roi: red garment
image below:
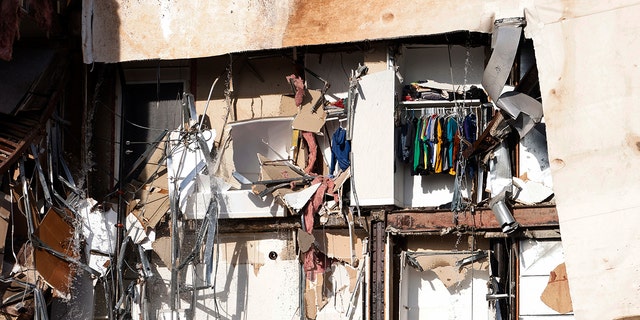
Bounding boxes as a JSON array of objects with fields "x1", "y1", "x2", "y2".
[
  {"x1": 301, "y1": 176, "x2": 338, "y2": 233},
  {"x1": 300, "y1": 176, "x2": 338, "y2": 279},
  {"x1": 302, "y1": 248, "x2": 330, "y2": 281},
  {"x1": 0, "y1": 0, "x2": 20, "y2": 61},
  {"x1": 302, "y1": 131, "x2": 319, "y2": 175},
  {"x1": 285, "y1": 74, "x2": 305, "y2": 106},
  {"x1": 31, "y1": 0, "x2": 53, "y2": 31}
]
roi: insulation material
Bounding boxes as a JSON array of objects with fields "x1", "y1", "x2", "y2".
[
  {"x1": 125, "y1": 212, "x2": 147, "y2": 244},
  {"x1": 283, "y1": 183, "x2": 321, "y2": 211},
  {"x1": 78, "y1": 198, "x2": 117, "y2": 254},
  {"x1": 34, "y1": 208, "x2": 78, "y2": 296},
  {"x1": 306, "y1": 262, "x2": 363, "y2": 320},
  {"x1": 512, "y1": 176, "x2": 553, "y2": 205},
  {"x1": 286, "y1": 74, "x2": 305, "y2": 106},
  {"x1": 525, "y1": 2, "x2": 640, "y2": 319},
  {"x1": 301, "y1": 131, "x2": 320, "y2": 174},
  {"x1": 167, "y1": 129, "x2": 215, "y2": 220}
]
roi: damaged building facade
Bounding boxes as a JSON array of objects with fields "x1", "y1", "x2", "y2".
[{"x1": 1, "y1": 1, "x2": 640, "y2": 319}]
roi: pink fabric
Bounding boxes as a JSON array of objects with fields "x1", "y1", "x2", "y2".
[
  {"x1": 302, "y1": 131, "x2": 318, "y2": 175},
  {"x1": 303, "y1": 248, "x2": 330, "y2": 281},
  {"x1": 302, "y1": 176, "x2": 339, "y2": 233},
  {"x1": 301, "y1": 176, "x2": 339, "y2": 279},
  {"x1": 0, "y1": 0, "x2": 20, "y2": 61},
  {"x1": 286, "y1": 74, "x2": 305, "y2": 106},
  {"x1": 31, "y1": 0, "x2": 53, "y2": 32}
]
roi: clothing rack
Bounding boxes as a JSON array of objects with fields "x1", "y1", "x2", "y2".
[{"x1": 403, "y1": 104, "x2": 486, "y2": 111}]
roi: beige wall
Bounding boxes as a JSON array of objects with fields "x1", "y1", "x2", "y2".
[{"x1": 83, "y1": 0, "x2": 510, "y2": 63}]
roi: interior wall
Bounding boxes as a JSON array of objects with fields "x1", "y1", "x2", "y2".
[
  {"x1": 398, "y1": 45, "x2": 485, "y2": 86},
  {"x1": 399, "y1": 234, "x2": 492, "y2": 320},
  {"x1": 519, "y1": 239, "x2": 574, "y2": 319},
  {"x1": 304, "y1": 51, "x2": 364, "y2": 99},
  {"x1": 148, "y1": 231, "x2": 300, "y2": 319}
]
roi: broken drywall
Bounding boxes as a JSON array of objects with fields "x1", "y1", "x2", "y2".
[
  {"x1": 540, "y1": 262, "x2": 573, "y2": 314},
  {"x1": 405, "y1": 250, "x2": 489, "y2": 289}
]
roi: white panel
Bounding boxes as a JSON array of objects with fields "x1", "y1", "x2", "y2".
[
  {"x1": 527, "y1": 3, "x2": 640, "y2": 319},
  {"x1": 230, "y1": 118, "x2": 293, "y2": 181},
  {"x1": 211, "y1": 233, "x2": 299, "y2": 319},
  {"x1": 401, "y1": 264, "x2": 491, "y2": 320},
  {"x1": 218, "y1": 190, "x2": 286, "y2": 218},
  {"x1": 519, "y1": 240, "x2": 574, "y2": 318},
  {"x1": 519, "y1": 123, "x2": 553, "y2": 188},
  {"x1": 217, "y1": 118, "x2": 292, "y2": 218},
  {"x1": 149, "y1": 232, "x2": 300, "y2": 319},
  {"x1": 351, "y1": 69, "x2": 396, "y2": 205},
  {"x1": 519, "y1": 239, "x2": 564, "y2": 276},
  {"x1": 520, "y1": 276, "x2": 568, "y2": 316},
  {"x1": 211, "y1": 259, "x2": 300, "y2": 319},
  {"x1": 402, "y1": 172, "x2": 459, "y2": 208}
]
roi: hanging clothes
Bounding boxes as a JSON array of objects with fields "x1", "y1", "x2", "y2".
[
  {"x1": 434, "y1": 115, "x2": 445, "y2": 173},
  {"x1": 446, "y1": 117, "x2": 458, "y2": 175},
  {"x1": 329, "y1": 127, "x2": 351, "y2": 176},
  {"x1": 400, "y1": 108, "x2": 480, "y2": 178},
  {"x1": 412, "y1": 117, "x2": 424, "y2": 175},
  {"x1": 462, "y1": 113, "x2": 477, "y2": 178}
]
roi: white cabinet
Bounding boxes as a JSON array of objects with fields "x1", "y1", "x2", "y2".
[{"x1": 350, "y1": 69, "x2": 401, "y2": 206}]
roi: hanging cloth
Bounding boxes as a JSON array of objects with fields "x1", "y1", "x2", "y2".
[
  {"x1": 446, "y1": 117, "x2": 458, "y2": 175},
  {"x1": 329, "y1": 127, "x2": 351, "y2": 176},
  {"x1": 434, "y1": 115, "x2": 444, "y2": 173},
  {"x1": 412, "y1": 117, "x2": 423, "y2": 175}
]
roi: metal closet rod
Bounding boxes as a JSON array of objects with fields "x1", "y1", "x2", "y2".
[{"x1": 403, "y1": 104, "x2": 487, "y2": 111}]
